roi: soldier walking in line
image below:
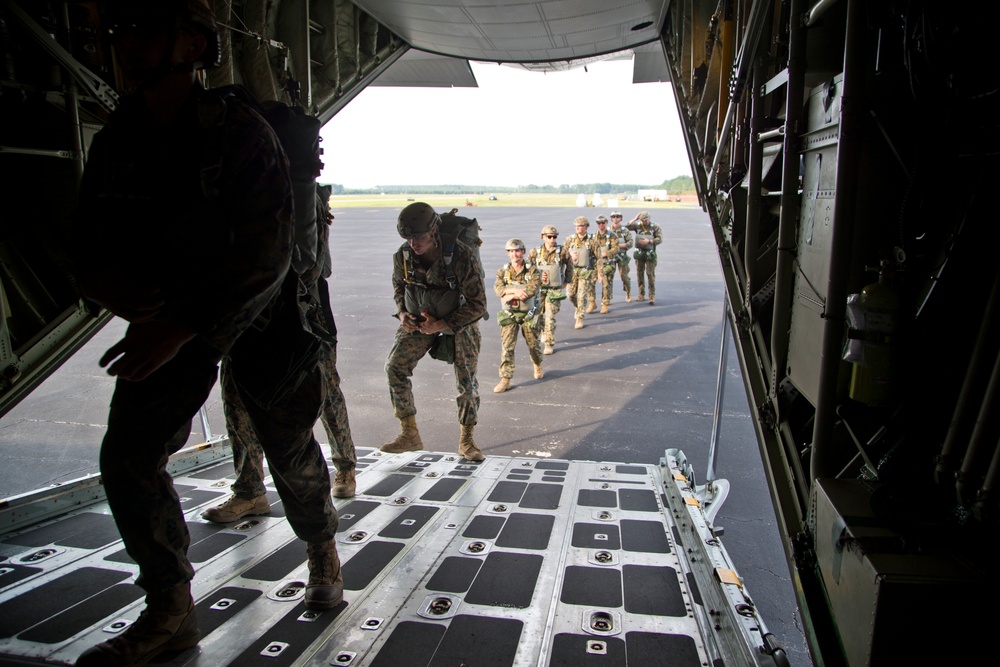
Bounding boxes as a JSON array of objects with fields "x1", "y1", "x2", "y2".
[
  {"x1": 627, "y1": 210, "x2": 664, "y2": 304},
  {"x1": 609, "y1": 211, "x2": 633, "y2": 302},
  {"x1": 563, "y1": 216, "x2": 601, "y2": 330},
  {"x1": 380, "y1": 203, "x2": 487, "y2": 461},
  {"x1": 593, "y1": 215, "x2": 619, "y2": 313},
  {"x1": 528, "y1": 225, "x2": 571, "y2": 355},
  {"x1": 494, "y1": 238, "x2": 544, "y2": 392}
]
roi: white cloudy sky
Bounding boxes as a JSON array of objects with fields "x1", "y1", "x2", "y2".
[{"x1": 319, "y1": 58, "x2": 691, "y2": 189}]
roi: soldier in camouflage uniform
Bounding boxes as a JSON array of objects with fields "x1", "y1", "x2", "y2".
[
  {"x1": 627, "y1": 210, "x2": 665, "y2": 304},
  {"x1": 563, "y1": 216, "x2": 602, "y2": 330},
  {"x1": 71, "y1": 2, "x2": 341, "y2": 663},
  {"x1": 380, "y1": 203, "x2": 487, "y2": 461},
  {"x1": 493, "y1": 238, "x2": 544, "y2": 393},
  {"x1": 527, "y1": 225, "x2": 571, "y2": 355},
  {"x1": 593, "y1": 215, "x2": 620, "y2": 313},
  {"x1": 203, "y1": 194, "x2": 358, "y2": 526},
  {"x1": 609, "y1": 211, "x2": 633, "y2": 302}
]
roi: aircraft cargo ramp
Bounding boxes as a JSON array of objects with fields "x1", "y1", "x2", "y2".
[{"x1": 0, "y1": 446, "x2": 783, "y2": 666}]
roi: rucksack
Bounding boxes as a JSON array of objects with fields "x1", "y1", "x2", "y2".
[
  {"x1": 438, "y1": 208, "x2": 484, "y2": 282},
  {"x1": 199, "y1": 85, "x2": 323, "y2": 275}
]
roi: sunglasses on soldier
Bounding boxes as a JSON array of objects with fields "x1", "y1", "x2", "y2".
[{"x1": 544, "y1": 234, "x2": 557, "y2": 238}]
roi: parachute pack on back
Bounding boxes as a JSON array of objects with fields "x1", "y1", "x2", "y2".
[
  {"x1": 199, "y1": 85, "x2": 323, "y2": 273},
  {"x1": 438, "y1": 208, "x2": 484, "y2": 282}
]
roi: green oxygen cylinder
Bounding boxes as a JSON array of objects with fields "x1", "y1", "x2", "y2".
[{"x1": 848, "y1": 261, "x2": 900, "y2": 406}]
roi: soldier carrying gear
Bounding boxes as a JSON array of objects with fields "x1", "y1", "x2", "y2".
[
  {"x1": 530, "y1": 225, "x2": 570, "y2": 354},
  {"x1": 593, "y1": 215, "x2": 619, "y2": 313},
  {"x1": 494, "y1": 237, "x2": 544, "y2": 393},
  {"x1": 562, "y1": 216, "x2": 601, "y2": 328},
  {"x1": 383, "y1": 202, "x2": 487, "y2": 462},
  {"x1": 627, "y1": 210, "x2": 664, "y2": 304},
  {"x1": 609, "y1": 210, "x2": 634, "y2": 302}
]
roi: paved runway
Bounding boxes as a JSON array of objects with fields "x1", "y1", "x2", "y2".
[{"x1": 0, "y1": 205, "x2": 810, "y2": 665}]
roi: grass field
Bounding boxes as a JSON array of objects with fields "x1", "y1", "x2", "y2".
[{"x1": 327, "y1": 192, "x2": 699, "y2": 209}]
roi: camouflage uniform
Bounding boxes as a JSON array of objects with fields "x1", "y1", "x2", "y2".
[
  {"x1": 527, "y1": 243, "x2": 571, "y2": 349},
  {"x1": 73, "y1": 84, "x2": 337, "y2": 594},
  {"x1": 494, "y1": 262, "x2": 543, "y2": 379},
  {"x1": 387, "y1": 240, "x2": 486, "y2": 425},
  {"x1": 627, "y1": 218, "x2": 664, "y2": 301},
  {"x1": 594, "y1": 227, "x2": 620, "y2": 308},
  {"x1": 563, "y1": 233, "x2": 601, "y2": 321},
  {"x1": 610, "y1": 222, "x2": 634, "y2": 300}
]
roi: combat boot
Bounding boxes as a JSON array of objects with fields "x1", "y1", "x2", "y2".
[
  {"x1": 493, "y1": 377, "x2": 512, "y2": 393},
  {"x1": 533, "y1": 363, "x2": 544, "y2": 380},
  {"x1": 305, "y1": 540, "x2": 344, "y2": 610},
  {"x1": 201, "y1": 494, "x2": 270, "y2": 523},
  {"x1": 586, "y1": 301, "x2": 596, "y2": 313},
  {"x1": 649, "y1": 298, "x2": 655, "y2": 305},
  {"x1": 574, "y1": 317, "x2": 584, "y2": 329},
  {"x1": 543, "y1": 344, "x2": 554, "y2": 355},
  {"x1": 76, "y1": 582, "x2": 199, "y2": 666},
  {"x1": 600, "y1": 304, "x2": 609, "y2": 314},
  {"x1": 332, "y1": 467, "x2": 356, "y2": 498},
  {"x1": 626, "y1": 294, "x2": 632, "y2": 303},
  {"x1": 459, "y1": 424, "x2": 485, "y2": 461},
  {"x1": 379, "y1": 416, "x2": 423, "y2": 453}
]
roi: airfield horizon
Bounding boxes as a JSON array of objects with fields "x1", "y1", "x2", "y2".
[{"x1": 328, "y1": 192, "x2": 701, "y2": 209}]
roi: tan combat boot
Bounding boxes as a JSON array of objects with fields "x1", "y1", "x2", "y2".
[
  {"x1": 574, "y1": 317, "x2": 584, "y2": 329},
  {"x1": 586, "y1": 301, "x2": 596, "y2": 313},
  {"x1": 533, "y1": 363, "x2": 544, "y2": 380},
  {"x1": 201, "y1": 494, "x2": 270, "y2": 523},
  {"x1": 543, "y1": 343, "x2": 554, "y2": 355},
  {"x1": 305, "y1": 540, "x2": 344, "y2": 610},
  {"x1": 458, "y1": 424, "x2": 485, "y2": 461},
  {"x1": 332, "y1": 466, "x2": 356, "y2": 498},
  {"x1": 493, "y1": 377, "x2": 512, "y2": 393},
  {"x1": 75, "y1": 582, "x2": 200, "y2": 666},
  {"x1": 626, "y1": 294, "x2": 632, "y2": 303},
  {"x1": 379, "y1": 415, "x2": 423, "y2": 453},
  {"x1": 600, "y1": 304, "x2": 609, "y2": 313}
]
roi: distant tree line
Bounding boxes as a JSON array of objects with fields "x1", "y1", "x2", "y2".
[{"x1": 323, "y1": 175, "x2": 695, "y2": 196}]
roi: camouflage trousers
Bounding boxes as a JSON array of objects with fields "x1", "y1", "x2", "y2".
[
  {"x1": 615, "y1": 257, "x2": 632, "y2": 299},
  {"x1": 225, "y1": 339, "x2": 357, "y2": 501},
  {"x1": 636, "y1": 258, "x2": 657, "y2": 299},
  {"x1": 539, "y1": 291, "x2": 561, "y2": 347},
  {"x1": 499, "y1": 318, "x2": 543, "y2": 378},
  {"x1": 99, "y1": 337, "x2": 336, "y2": 595},
  {"x1": 599, "y1": 264, "x2": 616, "y2": 306},
  {"x1": 221, "y1": 357, "x2": 337, "y2": 542},
  {"x1": 386, "y1": 323, "x2": 481, "y2": 425},
  {"x1": 567, "y1": 268, "x2": 595, "y2": 320}
]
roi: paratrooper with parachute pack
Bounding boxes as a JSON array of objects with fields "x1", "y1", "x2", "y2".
[
  {"x1": 493, "y1": 238, "x2": 544, "y2": 393},
  {"x1": 380, "y1": 203, "x2": 487, "y2": 461},
  {"x1": 528, "y1": 225, "x2": 571, "y2": 354}
]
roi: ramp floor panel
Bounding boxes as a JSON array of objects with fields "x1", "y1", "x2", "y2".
[{"x1": 0, "y1": 451, "x2": 714, "y2": 666}]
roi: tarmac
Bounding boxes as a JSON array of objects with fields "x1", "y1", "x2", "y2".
[{"x1": 0, "y1": 205, "x2": 811, "y2": 665}]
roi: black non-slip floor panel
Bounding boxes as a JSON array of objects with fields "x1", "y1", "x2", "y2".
[
  {"x1": 377, "y1": 505, "x2": 439, "y2": 539},
  {"x1": 0, "y1": 567, "x2": 132, "y2": 638},
  {"x1": 577, "y1": 489, "x2": 618, "y2": 508},
  {"x1": 196, "y1": 586, "x2": 263, "y2": 637},
  {"x1": 363, "y1": 474, "x2": 415, "y2": 497},
  {"x1": 464, "y1": 552, "x2": 542, "y2": 609},
  {"x1": 461, "y1": 515, "x2": 505, "y2": 540},
  {"x1": 18, "y1": 583, "x2": 144, "y2": 644},
  {"x1": 487, "y1": 481, "x2": 526, "y2": 504},
  {"x1": 519, "y1": 483, "x2": 562, "y2": 510},
  {"x1": 4, "y1": 512, "x2": 120, "y2": 550},
  {"x1": 336, "y1": 500, "x2": 380, "y2": 533},
  {"x1": 228, "y1": 599, "x2": 348, "y2": 666},
  {"x1": 427, "y1": 615, "x2": 522, "y2": 667},
  {"x1": 560, "y1": 565, "x2": 623, "y2": 608},
  {"x1": 625, "y1": 631, "x2": 701, "y2": 667},
  {"x1": 494, "y1": 513, "x2": 555, "y2": 550},
  {"x1": 242, "y1": 541, "x2": 306, "y2": 582},
  {"x1": 623, "y1": 565, "x2": 686, "y2": 617},
  {"x1": 425, "y1": 556, "x2": 483, "y2": 594},
  {"x1": 620, "y1": 519, "x2": 671, "y2": 553},
  {"x1": 618, "y1": 488, "x2": 659, "y2": 512},
  {"x1": 419, "y1": 478, "x2": 466, "y2": 502},
  {"x1": 341, "y1": 541, "x2": 405, "y2": 591},
  {"x1": 572, "y1": 522, "x2": 622, "y2": 550},
  {"x1": 370, "y1": 621, "x2": 446, "y2": 667}
]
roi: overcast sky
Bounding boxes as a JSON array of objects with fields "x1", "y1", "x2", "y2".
[{"x1": 319, "y1": 58, "x2": 691, "y2": 189}]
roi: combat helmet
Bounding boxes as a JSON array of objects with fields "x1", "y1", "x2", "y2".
[
  {"x1": 610, "y1": 211, "x2": 623, "y2": 219},
  {"x1": 107, "y1": 0, "x2": 221, "y2": 69},
  {"x1": 397, "y1": 202, "x2": 441, "y2": 239},
  {"x1": 595, "y1": 215, "x2": 608, "y2": 223},
  {"x1": 505, "y1": 238, "x2": 526, "y2": 251},
  {"x1": 573, "y1": 216, "x2": 589, "y2": 227},
  {"x1": 540, "y1": 225, "x2": 559, "y2": 238}
]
